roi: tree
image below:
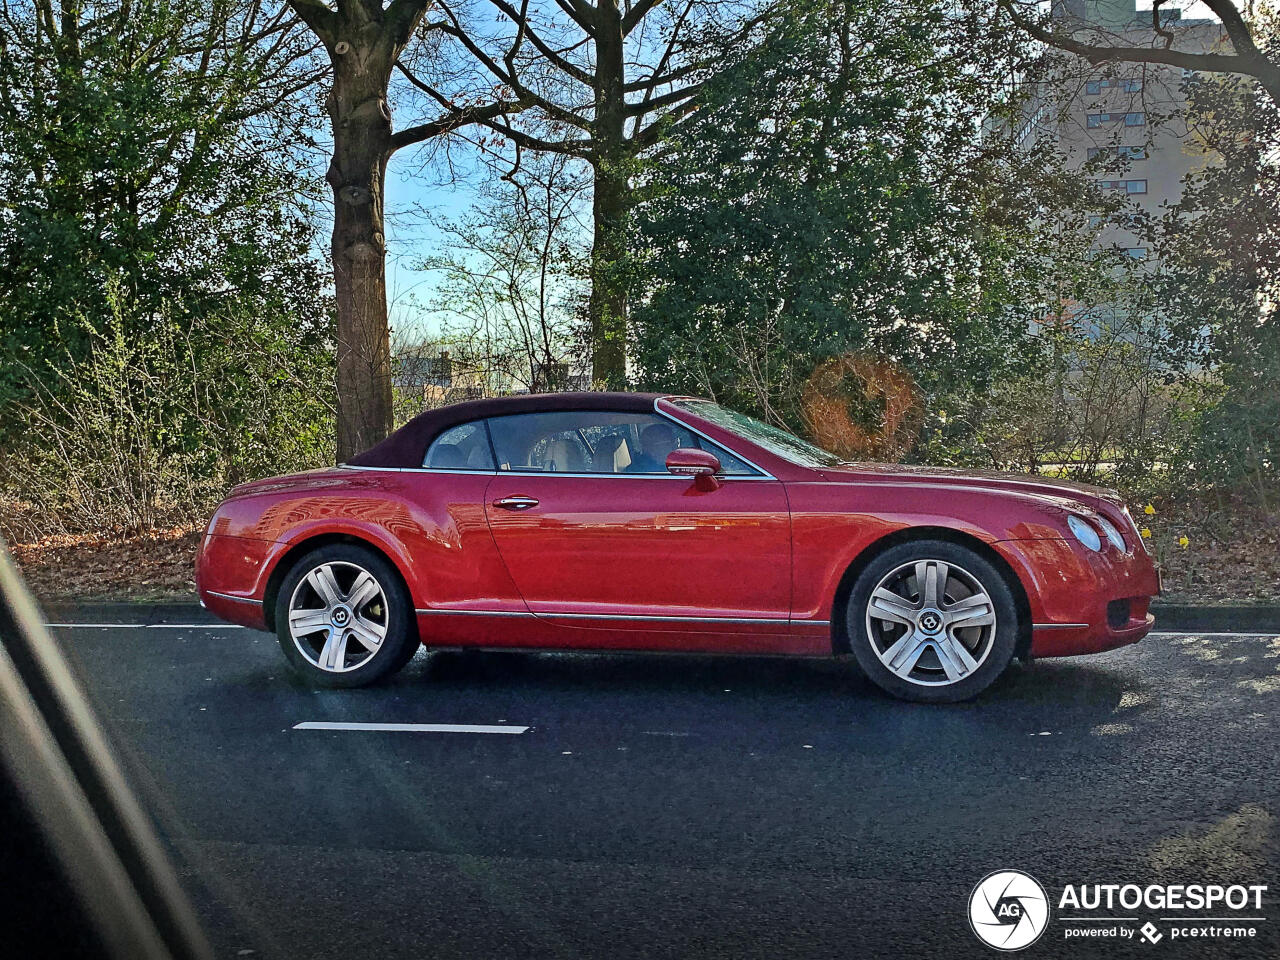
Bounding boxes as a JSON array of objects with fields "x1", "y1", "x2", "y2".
[
  {"x1": 629, "y1": 0, "x2": 1094, "y2": 449},
  {"x1": 0, "y1": 0, "x2": 325, "y2": 417},
  {"x1": 420, "y1": 150, "x2": 590, "y2": 394},
  {"x1": 400, "y1": 0, "x2": 766, "y2": 384},
  {"x1": 1141, "y1": 68, "x2": 1280, "y2": 501},
  {"x1": 286, "y1": 0, "x2": 522, "y2": 458},
  {"x1": 998, "y1": 0, "x2": 1280, "y2": 106},
  {"x1": 0, "y1": 0, "x2": 338, "y2": 527}
]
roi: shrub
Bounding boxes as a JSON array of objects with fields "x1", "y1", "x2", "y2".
[{"x1": 1, "y1": 282, "x2": 334, "y2": 535}]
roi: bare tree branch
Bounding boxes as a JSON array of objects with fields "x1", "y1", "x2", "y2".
[
  {"x1": 998, "y1": 0, "x2": 1280, "y2": 104},
  {"x1": 391, "y1": 98, "x2": 530, "y2": 150},
  {"x1": 488, "y1": 0, "x2": 595, "y2": 86},
  {"x1": 621, "y1": 0, "x2": 663, "y2": 34},
  {"x1": 288, "y1": 0, "x2": 340, "y2": 47}
]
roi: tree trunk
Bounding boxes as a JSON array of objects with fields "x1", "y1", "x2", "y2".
[
  {"x1": 327, "y1": 46, "x2": 395, "y2": 461},
  {"x1": 589, "y1": 0, "x2": 629, "y2": 388},
  {"x1": 590, "y1": 161, "x2": 629, "y2": 387}
]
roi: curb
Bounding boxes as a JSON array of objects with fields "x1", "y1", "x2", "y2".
[
  {"x1": 1150, "y1": 603, "x2": 1280, "y2": 633},
  {"x1": 40, "y1": 599, "x2": 213, "y2": 625}
]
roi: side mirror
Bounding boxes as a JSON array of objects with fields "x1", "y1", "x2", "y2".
[{"x1": 665, "y1": 448, "x2": 722, "y2": 491}]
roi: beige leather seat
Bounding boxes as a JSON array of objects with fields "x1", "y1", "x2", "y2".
[
  {"x1": 592, "y1": 434, "x2": 632, "y2": 473},
  {"x1": 544, "y1": 437, "x2": 587, "y2": 472}
]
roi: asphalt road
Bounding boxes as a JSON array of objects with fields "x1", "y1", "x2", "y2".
[{"x1": 46, "y1": 606, "x2": 1280, "y2": 960}]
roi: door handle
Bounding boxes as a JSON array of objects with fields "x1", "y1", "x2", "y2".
[{"x1": 493, "y1": 495, "x2": 539, "y2": 511}]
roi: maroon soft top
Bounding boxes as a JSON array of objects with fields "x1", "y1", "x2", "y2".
[{"x1": 346, "y1": 392, "x2": 669, "y2": 468}]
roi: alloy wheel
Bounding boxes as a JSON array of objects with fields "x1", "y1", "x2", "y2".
[
  {"x1": 287, "y1": 561, "x2": 389, "y2": 673},
  {"x1": 863, "y1": 558, "x2": 998, "y2": 686}
]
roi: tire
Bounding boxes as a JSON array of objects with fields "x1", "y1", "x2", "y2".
[
  {"x1": 274, "y1": 543, "x2": 418, "y2": 688},
  {"x1": 845, "y1": 539, "x2": 1019, "y2": 703}
]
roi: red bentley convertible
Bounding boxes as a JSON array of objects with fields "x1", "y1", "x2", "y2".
[{"x1": 195, "y1": 393, "x2": 1159, "y2": 702}]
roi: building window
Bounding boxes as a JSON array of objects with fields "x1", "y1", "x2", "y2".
[
  {"x1": 1087, "y1": 145, "x2": 1147, "y2": 161},
  {"x1": 1085, "y1": 78, "x2": 1143, "y2": 95},
  {"x1": 1096, "y1": 179, "x2": 1147, "y2": 194},
  {"x1": 1087, "y1": 112, "x2": 1146, "y2": 128}
]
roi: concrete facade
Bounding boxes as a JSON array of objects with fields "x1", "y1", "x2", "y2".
[{"x1": 1025, "y1": 2, "x2": 1229, "y2": 261}]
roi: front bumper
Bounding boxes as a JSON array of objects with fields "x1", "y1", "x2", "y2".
[
  {"x1": 995, "y1": 537, "x2": 1160, "y2": 658},
  {"x1": 1030, "y1": 605, "x2": 1154, "y2": 658}
]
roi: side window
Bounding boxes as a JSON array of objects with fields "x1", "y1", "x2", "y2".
[
  {"x1": 688, "y1": 434, "x2": 756, "y2": 476},
  {"x1": 423, "y1": 422, "x2": 495, "y2": 470},
  {"x1": 485, "y1": 410, "x2": 758, "y2": 476}
]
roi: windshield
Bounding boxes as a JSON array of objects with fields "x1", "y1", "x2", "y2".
[{"x1": 667, "y1": 399, "x2": 844, "y2": 468}]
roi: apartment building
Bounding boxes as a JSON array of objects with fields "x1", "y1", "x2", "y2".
[{"x1": 1024, "y1": 1, "x2": 1228, "y2": 262}]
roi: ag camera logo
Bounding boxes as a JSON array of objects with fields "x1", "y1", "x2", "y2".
[{"x1": 969, "y1": 870, "x2": 1050, "y2": 951}]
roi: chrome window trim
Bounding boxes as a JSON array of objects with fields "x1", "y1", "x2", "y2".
[
  {"x1": 340, "y1": 464, "x2": 771, "y2": 481},
  {"x1": 340, "y1": 464, "x2": 496, "y2": 475}
]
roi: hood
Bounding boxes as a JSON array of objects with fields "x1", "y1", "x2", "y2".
[{"x1": 818, "y1": 461, "x2": 1126, "y2": 512}]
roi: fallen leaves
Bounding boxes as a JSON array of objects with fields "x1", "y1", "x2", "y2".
[{"x1": 9, "y1": 525, "x2": 202, "y2": 602}]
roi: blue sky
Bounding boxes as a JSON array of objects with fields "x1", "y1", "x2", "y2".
[{"x1": 382, "y1": 149, "x2": 480, "y2": 342}]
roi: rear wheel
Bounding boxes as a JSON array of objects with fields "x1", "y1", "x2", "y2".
[
  {"x1": 274, "y1": 544, "x2": 417, "y2": 688},
  {"x1": 846, "y1": 540, "x2": 1019, "y2": 703}
]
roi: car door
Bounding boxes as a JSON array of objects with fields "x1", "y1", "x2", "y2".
[{"x1": 481, "y1": 409, "x2": 792, "y2": 644}]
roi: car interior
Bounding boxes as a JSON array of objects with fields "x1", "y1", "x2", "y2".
[
  {"x1": 0, "y1": 541, "x2": 214, "y2": 960},
  {"x1": 422, "y1": 411, "x2": 759, "y2": 476}
]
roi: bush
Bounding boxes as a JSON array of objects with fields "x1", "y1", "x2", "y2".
[{"x1": 1, "y1": 282, "x2": 334, "y2": 535}]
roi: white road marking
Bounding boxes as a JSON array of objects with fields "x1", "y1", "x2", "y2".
[
  {"x1": 146, "y1": 623, "x2": 245, "y2": 629},
  {"x1": 1150, "y1": 630, "x2": 1277, "y2": 638},
  {"x1": 292, "y1": 721, "x2": 529, "y2": 735},
  {"x1": 44, "y1": 622, "x2": 245, "y2": 630}
]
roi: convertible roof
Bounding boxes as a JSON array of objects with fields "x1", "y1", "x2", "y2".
[{"x1": 347, "y1": 392, "x2": 670, "y2": 468}]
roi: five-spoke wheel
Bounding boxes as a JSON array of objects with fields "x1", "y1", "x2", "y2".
[
  {"x1": 848, "y1": 541, "x2": 1019, "y2": 702},
  {"x1": 288, "y1": 561, "x2": 389, "y2": 673},
  {"x1": 274, "y1": 544, "x2": 417, "y2": 687}
]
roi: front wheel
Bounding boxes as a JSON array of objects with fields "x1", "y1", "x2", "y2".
[
  {"x1": 846, "y1": 540, "x2": 1020, "y2": 703},
  {"x1": 275, "y1": 544, "x2": 418, "y2": 688}
]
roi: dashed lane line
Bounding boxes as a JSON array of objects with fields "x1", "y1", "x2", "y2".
[
  {"x1": 292, "y1": 721, "x2": 529, "y2": 735},
  {"x1": 44, "y1": 622, "x2": 245, "y2": 629}
]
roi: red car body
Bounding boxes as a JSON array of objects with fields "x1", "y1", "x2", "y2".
[{"x1": 196, "y1": 393, "x2": 1158, "y2": 663}]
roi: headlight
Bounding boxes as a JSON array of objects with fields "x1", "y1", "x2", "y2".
[
  {"x1": 1097, "y1": 516, "x2": 1126, "y2": 552},
  {"x1": 1067, "y1": 514, "x2": 1102, "y2": 551}
]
